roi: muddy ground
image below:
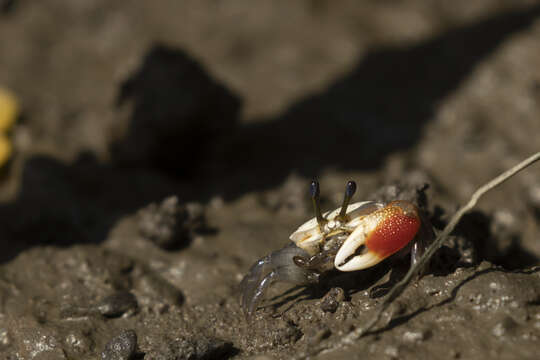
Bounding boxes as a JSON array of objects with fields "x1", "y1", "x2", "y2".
[{"x1": 1, "y1": 1, "x2": 540, "y2": 359}]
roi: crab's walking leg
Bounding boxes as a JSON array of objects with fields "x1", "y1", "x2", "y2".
[
  {"x1": 410, "y1": 212, "x2": 434, "y2": 269},
  {"x1": 240, "y1": 244, "x2": 319, "y2": 320},
  {"x1": 240, "y1": 265, "x2": 277, "y2": 320}
]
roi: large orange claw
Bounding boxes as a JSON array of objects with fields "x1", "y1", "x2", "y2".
[{"x1": 334, "y1": 201, "x2": 421, "y2": 271}]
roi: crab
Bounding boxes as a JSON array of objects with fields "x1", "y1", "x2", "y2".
[{"x1": 240, "y1": 180, "x2": 433, "y2": 320}]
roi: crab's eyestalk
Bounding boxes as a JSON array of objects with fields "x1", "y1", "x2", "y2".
[
  {"x1": 310, "y1": 180, "x2": 326, "y2": 226},
  {"x1": 336, "y1": 181, "x2": 357, "y2": 222}
]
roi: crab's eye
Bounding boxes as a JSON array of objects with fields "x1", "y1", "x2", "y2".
[
  {"x1": 310, "y1": 180, "x2": 320, "y2": 198},
  {"x1": 345, "y1": 181, "x2": 356, "y2": 197}
]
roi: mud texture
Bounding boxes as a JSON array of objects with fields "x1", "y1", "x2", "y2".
[{"x1": 1, "y1": 1, "x2": 540, "y2": 359}]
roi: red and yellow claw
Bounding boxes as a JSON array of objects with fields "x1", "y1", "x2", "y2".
[{"x1": 334, "y1": 201, "x2": 421, "y2": 272}]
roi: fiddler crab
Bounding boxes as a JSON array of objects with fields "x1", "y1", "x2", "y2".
[{"x1": 240, "y1": 180, "x2": 433, "y2": 320}]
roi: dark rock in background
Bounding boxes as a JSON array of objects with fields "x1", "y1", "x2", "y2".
[
  {"x1": 137, "y1": 196, "x2": 206, "y2": 250},
  {"x1": 319, "y1": 287, "x2": 345, "y2": 313}
]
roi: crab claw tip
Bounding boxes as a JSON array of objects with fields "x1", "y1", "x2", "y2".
[{"x1": 335, "y1": 250, "x2": 382, "y2": 272}]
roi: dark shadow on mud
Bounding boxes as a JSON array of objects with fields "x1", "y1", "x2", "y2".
[
  {"x1": 1, "y1": 5, "x2": 540, "y2": 264},
  {"x1": 454, "y1": 211, "x2": 539, "y2": 269},
  {"x1": 203, "y1": 4, "x2": 540, "y2": 200},
  {"x1": 265, "y1": 262, "x2": 398, "y2": 316},
  {"x1": 0, "y1": 0, "x2": 17, "y2": 14},
  {"x1": 112, "y1": 45, "x2": 241, "y2": 176},
  {"x1": 0, "y1": 154, "x2": 184, "y2": 263},
  {"x1": 266, "y1": 249, "x2": 434, "y2": 316}
]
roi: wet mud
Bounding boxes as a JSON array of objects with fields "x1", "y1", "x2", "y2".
[{"x1": 0, "y1": 1, "x2": 540, "y2": 359}]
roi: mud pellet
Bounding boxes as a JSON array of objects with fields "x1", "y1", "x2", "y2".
[
  {"x1": 65, "y1": 332, "x2": 92, "y2": 354},
  {"x1": 384, "y1": 345, "x2": 399, "y2": 359},
  {"x1": 492, "y1": 316, "x2": 518, "y2": 337},
  {"x1": 320, "y1": 287, "x2": 345, "y2": 313},
  {"x1": 101, "y1": 330, "x2": 137, "y2": 360},
  {"x1": 96, "y1": 291, "x2": 138, "y2": 318},
  {"x1": 307, "y1": 326, "x2": 331, "y2": 346},
  {"x1": 402, "y1": 329, "x2": 430, "y2": 342},
  {"x1": 0, "y1": 328, "x2": 10, "y2": 348}
]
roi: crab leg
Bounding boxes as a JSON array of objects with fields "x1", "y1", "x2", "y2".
[
  {"x1": 409, "y1": 211, "x2": 435, "y2": 268},
  {"x1": 240, "y1": 243, "x2": 320, "y2": 320}
]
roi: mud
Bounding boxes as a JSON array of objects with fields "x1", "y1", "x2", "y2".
[{"x1": 0, "y1": 1, "x2": 540, "y2": 359}]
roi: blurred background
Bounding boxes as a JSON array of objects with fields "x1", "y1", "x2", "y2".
[{"x1": 0, "y1": 1, "x2": 539, "y2": 359}]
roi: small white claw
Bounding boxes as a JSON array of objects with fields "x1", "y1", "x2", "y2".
[
  {"x1": 288, "y1": 225, "x2": 324, "y2": 255},
  {"x1": 334, "y1": 219, "x2": 381, "y2": 272},
  {"x1": 335, "y1": 250, "x2": 381, "y2": 271}
]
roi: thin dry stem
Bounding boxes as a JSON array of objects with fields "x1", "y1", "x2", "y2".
[{"x1": 339, "y1": 151, "x2": 540, "y2": 345}]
